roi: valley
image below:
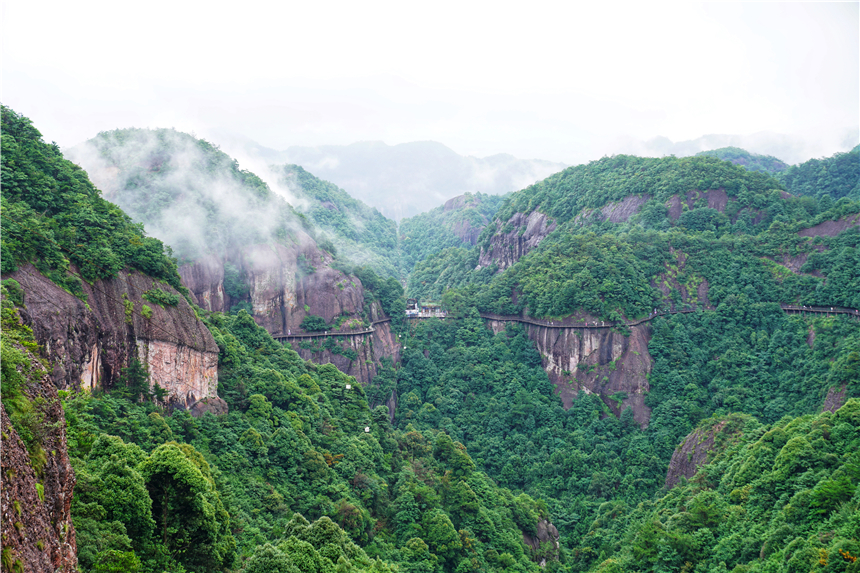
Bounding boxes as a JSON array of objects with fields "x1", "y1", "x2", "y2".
[{"x1": 2, "y1": 105, "x2": 859, "y2": 573}]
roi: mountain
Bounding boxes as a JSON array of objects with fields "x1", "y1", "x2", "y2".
[
  {"x1": 615, "y1": 130, "x2": 859, "y2": 165},
  {"x1": 695, "y1": 146, "x2": 789, "y2": 174},
  {"x1": 274, "y1": 164, "x2": 401, "y2": 279},
  {"x1": 776, "y1": 145, "x2": 860, "y2": 202},
  {"x1": 3, "y1": 107, "x2": 557, "y2": 573},
  {"x1": 5, "y1": 105, "x2": 860, "y2": 573},
  {"x1": 394, "y1": 150, "x2": 860, "y2": 566},
  {"x1": 266, "y1": 140, "x2": 564, "y2": 220},
  {"x1": 66, "y1": 128, "x2": 401, "y2": 384},
  {"x1": 400, "y1": 192, "x2": 506, "y2": 274}
]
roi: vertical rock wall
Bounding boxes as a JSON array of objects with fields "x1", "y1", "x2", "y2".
[
  {"x1": 179, "y1": 239, "x2": 401, "y2": 385},
  {"x1": 487, "y1": 320, "x2": 653, "y2": 427},
  {"x1": 1, "y1": 345, "x2": 77, "y2": 572},
  {"x1": 5, "y1": 265, "x2": 223, "y2": 412}
]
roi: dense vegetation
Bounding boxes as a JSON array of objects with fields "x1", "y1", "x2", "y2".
[
  {"x1": 406, "y1": 247, "x2": 497, "y2": 302},
  {"x1": 277, "y1": 165, "x2": 401, "y2": 279},
  {"x1": 394, "y1": 304, "x2": 860, "y2": 568},
  {"x1": 400, "y1": 193, "x2": 506, "y2": 275},
  {"x1": 473, "y1": 219, "x2": 860, "y2": 321},
  {"x1": 4, "y1": 107, "x2": 860, "y2": 573},
  {"x1": 695, "y1": 147, "x2": 789, "y2": 174},
  {"x1": 68, "y1": 128, "x2": 315, "y2": 263},
  {"x1": 0, "y1": 107, "x2": 182, "y2": 293},
  {"x1": 63, "y1": 309, "x2": 552, "y2": 573},
  {"x1": 574, "y1": 401, "x2": 860, "y2": 573},
  {"x1": 486, "y1": 155, "x2": 790, "y2": 234},
  {"x1": 776, "y1": 145, "x2": 860, "y2": 202}
]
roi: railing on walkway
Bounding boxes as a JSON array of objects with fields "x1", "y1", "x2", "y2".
[
  {"x1": 273, "y1": 303, "x2": 859, "y2": 342},
  {"x1": 480, "y1": 304, "x2": 860, "y2": 330},
  {"x1": 273, "y1": 318, "x2": 391, "y2": 342}
]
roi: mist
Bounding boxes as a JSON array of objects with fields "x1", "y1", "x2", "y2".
[
  {"x1": 4, "y1": 2, "x2": 856, "y2": 169},
  {"x1": 65, "y1": 129, "x2": 310, "y2": 263}
]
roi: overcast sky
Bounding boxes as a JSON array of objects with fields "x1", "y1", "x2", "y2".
[{"x1": 2, "y1": 1, "x2": 858, "y2": 163}]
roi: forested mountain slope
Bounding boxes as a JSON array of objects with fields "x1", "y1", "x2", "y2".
[
  {"x1": 695, "y1": 146, "x2": 789, "y2": 174},
  {"x1": 776, "y1": 145, "x2": 860, "y2": 202},
  {"x1": 394, "y1": 151, "x2": 860, "y2": 571},
  {"x1": 5, "y1": 103, "x2": 859, "y2": 573},
  {"x1": 62, "y1": 309, "x2": 556, "y2": 573},
  {"x1": 66, "y1": 128, "x2": 402, "y2": 384},
  {"x1": 1, "y1": 106, "x2": 222, "y2": 410},
  {"x1": 575, "y1": 401, "x2": 860, "y2": 573},
  {"x1": 400, "y1": 192, "x2": 505, "y2": 277},
  {"x1": 275, "y1": 164, "x2": 400, "y2": 279}
]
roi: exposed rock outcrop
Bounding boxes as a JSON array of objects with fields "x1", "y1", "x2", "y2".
[
  {"x1": 1, "y1": 323, "x2": 77, "y2": 572},
  {"x1": 664, "y1": 415, "x2": 750, "y2": 488},
  {"x1": 798, "y1": 213, "x2": 860, "y2": 238},
  {"x1": 667, "y1": 189, "x2": 730, "y2": 220},
  {"x1": 823, "y1": 385, "x2": 847, "y2": 413},
  {"x1": 478, "y1": 211, "x2": 557, "y2": 269},
  {"x1": 571, "y1": 194, "x2": 651, "y2": 226},
  {"x1": 5, "y1": 265, "x2": 221, "y2": 411},
  {"x1": 179, "y1": 238, "x2": 400, "y2": 385},
  {"x1": 486, "y1": 320, "x2": 653, "y2": 427},
  {"x1": 443, "y1": 194, "x2": 492, "y2": 245},
  {"x1": 287, "y1": 303, "x2": 401, "y2": 384},
  {"x1": 523, "y1": 519, "x2": 560, "y2": 566}
]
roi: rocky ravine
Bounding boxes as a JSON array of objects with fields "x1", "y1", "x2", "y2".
[
  {"x1": 486, "y1": 320, "x2": 653, "y2": 428},
  {"x1": 179, "y1": 237, "x2": 400, "y2": 385},
  {"x1": 5, "y1": 265, "x2": 225, "y2": 416}
]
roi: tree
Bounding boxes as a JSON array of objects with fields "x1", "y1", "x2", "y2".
[
  {"x1": 242, "y1": 543, "x2": 299, "y2": 573},
  {"x1": 140, "y1": 442, "x2": 235, "y2": 572}
]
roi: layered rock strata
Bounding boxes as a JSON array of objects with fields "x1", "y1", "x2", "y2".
[{"x1": 179, "y1": 239, "x2": 400, "y2": 384}]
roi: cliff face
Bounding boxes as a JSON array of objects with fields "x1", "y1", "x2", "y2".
[
  {"x1": 443, "y1": 194, "x2": 491, "y2": 245},
  {"x1": 288, "y1": 304, "x2": 400, "y2": 383},
  {"x1": 478, "y1": 211, "x2": 557, "y2": 270},
  {"x1": 1, "y1": 326, "x2": 77, "y2": 572},
  {"x1": 486, "y1": 320, "x2": 653, "y2": 427},
  {"x1": 522, "y1": 519, "x2": 560, "y2": 567},
  {"x1": 571, "y1": 194, "x2": 651, "y2": 226},
  {"x1": 798, "y1": 213, "x2": 860, "y2": 238},
  {"x1": 5, "y1": 265, "x2": 223, "y2": 413},
  {"x1": 180, "y1": 237, "x2": 399, "y2": 384},
  {"x1": 664, "y1": 415, "x2": 750, "y2": 488}
]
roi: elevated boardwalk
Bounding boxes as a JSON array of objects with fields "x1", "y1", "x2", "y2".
[
  {"x1": 480, "y1": 304, "x2": 860, "y2": 330},
  {"x1": 273, "y1": 318, "x2": 391, "y2": 342},
  {"x1": 274, "y1": 304, "x2": 859, "y2": 342}
]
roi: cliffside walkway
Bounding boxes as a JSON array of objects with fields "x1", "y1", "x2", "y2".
[
  {"x1": 272, "y1": 304, "x2": 858, "y2": 342},
  {"x1": 480, "y1": 304, "x2": 860, "y2": 330},
  {"x1": 273, "y1": 318, "x2": 391, "y2": 342}
]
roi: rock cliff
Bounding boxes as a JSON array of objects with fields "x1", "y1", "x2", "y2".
[
  {"x1": 442, "y1": 194, "x2": 492, "y2": 245},
  {"x1": 486, "y1": 319, "x2": 653, "y2": 427},
  {"x1": 5, "y1": 265, "x2": 223, "y2": 413},
  {"x1": 478, "y1": 211, "x2": 557, "y2": 270},
  {"x1": 1, "y1": 306, "x2": 77, "y2": 572},
  {"x1": 287, "y1": 304, "x2": 400, "y2": 383},
  {"x1": 664, "y1": 414, "x2": 750, "y2": 488},
  {"x1": 179, "y1": 236, "x2": 399, "y2": 384},
  {"x1": 522, "y1": 519, "x2": 560, "y2": 566}
]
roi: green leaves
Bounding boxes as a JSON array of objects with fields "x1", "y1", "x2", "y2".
[{"x1": 0, "y1": 106, "x2": 181, "y2": 289}]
